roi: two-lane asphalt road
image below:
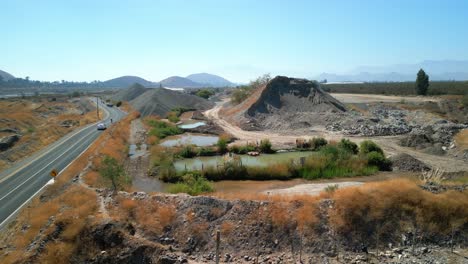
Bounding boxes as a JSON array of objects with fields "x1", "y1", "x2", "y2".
[{"x1": 0, "y1": 100, "x2": 126, "y2": 229}]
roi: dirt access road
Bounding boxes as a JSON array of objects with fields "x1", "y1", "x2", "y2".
[
  {"x1": 330, "y1": 93, "x2": 441, "y2": 104},
  {"x1": 204, "y1": 96, "x2": 468, "y2": 173}
]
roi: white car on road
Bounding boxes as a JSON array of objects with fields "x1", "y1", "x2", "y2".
[{"x1": 97, "y1": 123, "x2": 107, "y2": 130}]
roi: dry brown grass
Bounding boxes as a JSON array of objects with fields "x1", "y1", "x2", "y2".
[
  {"x1": 0, "y1": 110, "x2": 139, "y2": 263},
  {"x1": 220, "y1": 221, "x2": 235, "y2": 236},
  {"x1": 110, "y1": 198, "x2": 176, "y2": 234},
  {"x1": 1, "y1": 185, "x2": 98, "y2": 263},
  {"x1": 0, "y1": 98, "x2": 99, "y2": 171},
  {"x1": 329, "y1": 179, "x2": 468, "y2": 245},
  {"x1": 454, "y1": 129, "x2": 468, "y2": 150}
]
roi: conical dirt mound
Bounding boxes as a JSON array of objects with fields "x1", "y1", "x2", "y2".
[{"x1": 236, "y1": 76, "x2": 347, "y2": 130}]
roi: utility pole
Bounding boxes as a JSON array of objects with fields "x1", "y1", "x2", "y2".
[{"x1": 96, "y1": 96, "x2": 100, "y2": 119}]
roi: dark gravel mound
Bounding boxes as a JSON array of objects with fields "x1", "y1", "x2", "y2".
[
  {"x1": 130, "y1": 88, "x2": 214, "y2": 117},
  {"x1": 112, "y1": 83, "x2": 148, "y2": 102},
  {"x1": 244, "y1": 76, "x2": 347, "y2": 130},
  {"x1": 390, "y1": 153, "x2": 430, "y2": 172}
]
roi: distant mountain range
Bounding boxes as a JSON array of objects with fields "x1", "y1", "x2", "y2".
[
  {"x1": 316, "y1": 60, "x2": 468, "y2": 82},
  {"x1": 103, "y1": 73, "x2": 235, "y2": 88}
]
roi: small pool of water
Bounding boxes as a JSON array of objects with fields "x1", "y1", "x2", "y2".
[
  {"x1": 160, "y1": 133, "x2": 219, "y2": 147},
  {"x1": 174, "y1": 151, "x2": 315, "y2": 172},
  {"x1": 178, "y1": 121, "x2": 206, "y2": 129}
]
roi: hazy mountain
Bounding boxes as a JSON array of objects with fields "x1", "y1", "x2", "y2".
[
  {"x1": 0, "y1": 70, "x2": 15, "y2": 81},
  {"x1": 103, "y1": 76, "x2": 156, "y2": 88},
  {"x1": 159, "y1": 76, "x2": 204, "y2": 88},
  {"x1": 317, "y1": 60, "x2": 468, "y2": 82},
  {"x1": 186, "y1": 73, "x2": 234, "y2": 87}
]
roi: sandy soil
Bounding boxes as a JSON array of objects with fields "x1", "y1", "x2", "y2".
[
  {"x1": 204, "y1": 98, "x2": 468, "y2": 173},
  {"x1": 330, "y1": 93, "x2": 441, "y2": 104},
  {"x1": 265, "y1": 181, "x2": 363, "y2": 196}
]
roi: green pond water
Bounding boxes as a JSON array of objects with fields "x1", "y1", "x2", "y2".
[
  {"x1": 174, "y1": 151, "x2": 315, "y2": 172},
  {"x1": 160, "y1": 134, "x2": 219, "y2": 147}
]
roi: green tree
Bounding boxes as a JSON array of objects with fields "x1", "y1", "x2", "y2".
[
  {"x1": 99, "y1": 155, "x2": 129, "y2": 191},
  {"x1": 415, "y1": 69, "x2": 429, "y2": 95}
]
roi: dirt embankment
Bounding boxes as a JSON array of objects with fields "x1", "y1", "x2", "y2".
[{"x1": 0, "y1": 97, "x2": 99, "y2": 170}]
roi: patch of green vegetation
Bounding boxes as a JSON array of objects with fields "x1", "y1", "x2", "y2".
[
  {"x1": 230, "y1": 74, "x2": 271, "y2": 104},
  {"x1": 99, "y1": 155, "x2": 131, "y2": 191},
  {"x1": 167, "y1": 112, "x2": 180, "y2": 123},
  {"x1": 171, "y1": 107, "x2": 195, "y2": 117},
  {"x1": 147, "y1": 119, "x2": 182, "y2": 139},
  {"x1": 217, "y1": 138, "x2": 228, "y2": 154},
  {"x1": 195, "y1": 89, "x2": 215, "y2": 99},
  {"x1": 359, "y1": 140, "x2": 384, "y2": 155},
  {"x1": 259, "y1": 139, "x2": 274, "y2": 153},
  {"x1": 229, "y1": 143, "x2": 257, "y2": 154},
  {"x1": 168, "y1": 173, "x2": 214, "y2": 195},
  {"x1": 338, "y1": 138, "x2": 359, "y2": 154},
  {"x1": 171, "y1": 139, "x2": 387, "y2": 182},
  {"x1": 27, "y1": 126, "x2": 36, "y2": 133}
]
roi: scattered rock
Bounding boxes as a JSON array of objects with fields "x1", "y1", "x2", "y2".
[
  {"x1": 0, "y1": 134, "x2": 20, "y2": 151},
  {"x1": 390, "y1": 153, "x2": 430, "y2": 172}
]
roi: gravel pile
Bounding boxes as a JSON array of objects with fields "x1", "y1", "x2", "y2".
[
  {"x1": 242, "y1": 76, "x2": 347, "y2": 130},
  {"x1": 130, "y1": 88, "x2": 214, "y2": 117},
  {"x1": 112, "y1": 83, "x2": 148, "y2": 102},
  {"x1": 390, "y1": 153, "x2": 430, "y2": 172}
]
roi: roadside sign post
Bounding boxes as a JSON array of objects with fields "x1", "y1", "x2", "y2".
[{"x1": 50, "y1": 169, "x2": 58, "y2": 182}]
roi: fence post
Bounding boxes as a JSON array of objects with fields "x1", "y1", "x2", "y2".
[{"x1": 215, "y1": 230, "x2": 220, "y2": 264}]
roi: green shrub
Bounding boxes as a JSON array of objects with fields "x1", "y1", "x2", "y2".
[
  {"x1": 360, "y1": 140, "x2": 383, "y2": 155},
  {"x1": 366, "y1": 151, "x2": 392, "y2": 171},
  {"x1": 195, "y1": 89, "x2": 215, "y2": 99},
  {"x1": 239, "y1": 144, "x2": 257, "y2": 154},
  {"x1": 229, "y1": 145, "x2": 240, "y2": 154},
  {"x1": 309, "y1": 137, "x2": 328, "y2": 150},
  {"x1": 167, "y1": 112, "x2": 180, "y2": 123},
  {"x1": 171, "y1": 107, "x2": 194, "y2": 117},
  {"x1": 179, "y1": 145, "x2": 196, "y2": 158},
  {"x1": 259, "y1": 139, "x2": 274, "y2": 153},
  {"x1": 197, "y1": 147, "x2": 217, "y2": 156},
  {"x1": 115, "y1": 101, "x2": 122, "y2": 107},
  {"x1": 159, "y1": 163, "x2": 179, "y2": 183},
  {"x1": 147, "y1": 120, "x2": 182, "y2": 139},
  {"x1": 338, "y1": 139, "x2": 359, "y2": 154},
  {"x1": 217, "y1": 138, "x2": 228, "y2": 154},
  {"x1": 99, "y1": 155, "x2": 131, "y2": 191},
  {"x1": 168, "y1": 173, "x2": 214, "y2": 195}
]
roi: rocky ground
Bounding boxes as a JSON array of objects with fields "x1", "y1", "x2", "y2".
[{"x1": 65, "y1": 190, "x2": 468, "y2": 264}]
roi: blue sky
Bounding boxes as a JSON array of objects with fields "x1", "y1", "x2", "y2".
[{"x1": 2, "y1": 0, "x2": 468, "y2": 82}]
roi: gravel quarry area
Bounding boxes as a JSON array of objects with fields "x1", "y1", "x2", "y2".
[{"x1": 207, "y1": 78, "x2": 468, "y2": 173}]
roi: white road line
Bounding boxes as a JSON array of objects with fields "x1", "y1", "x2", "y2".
[
  {"x1": 0, "y1": 97, "x2": 110, "y2": 184},
  {"x1": 0, "y1": 179, "x2": 55, "y2": 229},
  {"x1": 0, "y1": 128, "x2": 97, "y2": 202},
  {"x1": 0, "y1": 114, "x2": 110, "y2": 230}
]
